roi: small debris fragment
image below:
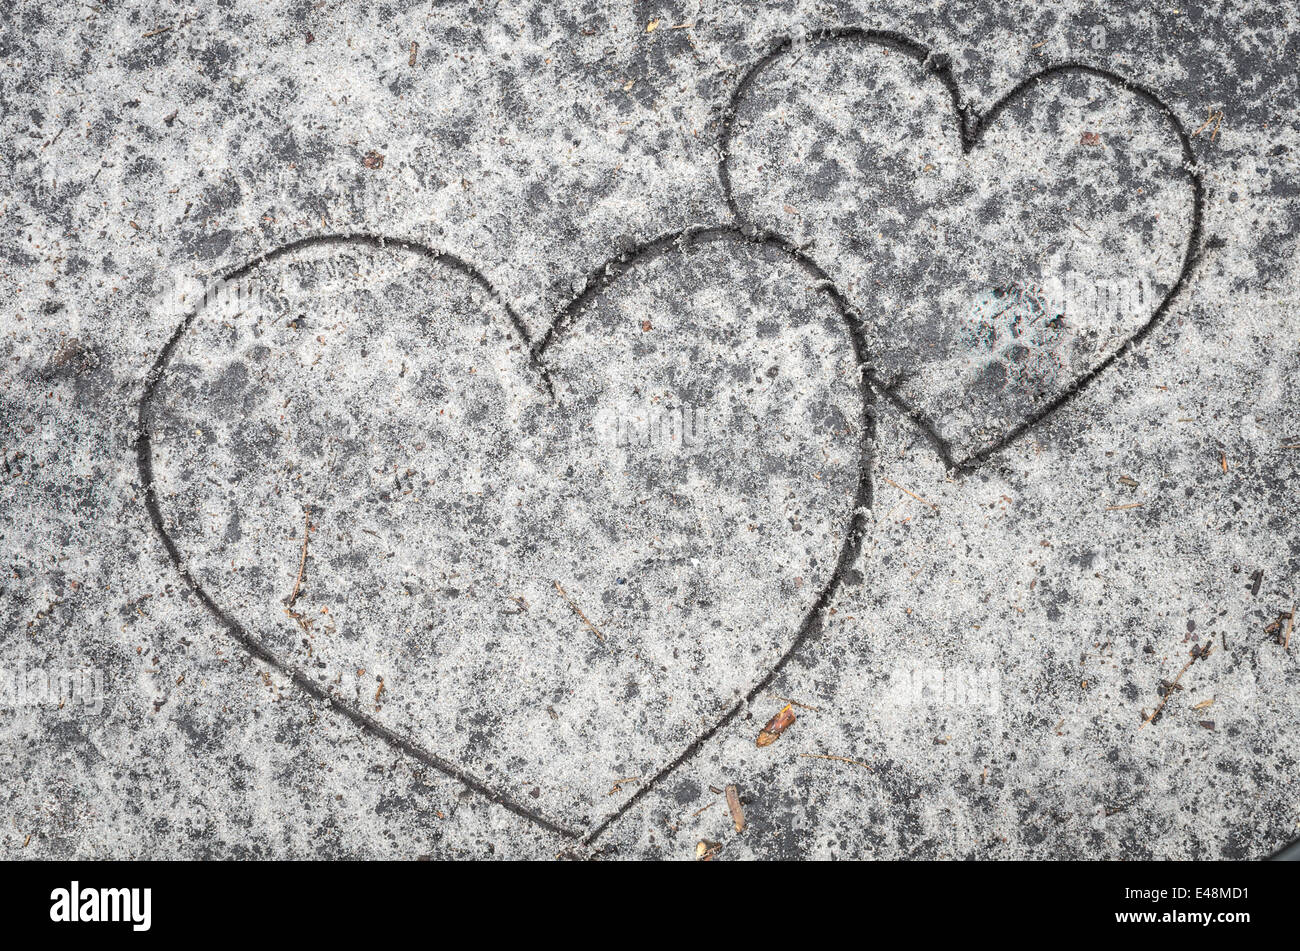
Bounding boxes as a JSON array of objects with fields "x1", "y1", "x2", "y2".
[
  {"x1": 1192, "y1": 107, "x2": 1225, "y2": 141},
  {"x1": 1079, "y1": 131, "x2": 1102, "y2": 146},
  {"x1": 606, "y1": 776, "x2": 640, "y2": 796},
  {"x1": 646, "y1": 18, "x2": 661, "y2": 33},
  {"x1": 1249, "y1": 568, "x2": 1263, "y2": 597},
  {"x1": 283, "y1": 508, "x2": 313, "y2": 632},
  {"x1": 362, "y1": 150, "x2": 385, "y2": 170},
  {"x1": 1198, "y1": 720, "x2": 1216, "y2": 730},
  {"x1": 755, "y1": 704, "x2": 795, "y2": 747},
  {"x1": 695, "y1": 839, "x2": 721, "y2": 861},
  {"x1": 769, "y1": 693, "x2": 821, "y2": 712},
  {"x1": 1140, "y1": 640, "x2": 1213, "y2": 730},
  {"x1": 641, "y1": 319, "x2": 652, "y2": 332},
  {"x1": 409, "y1": 41, "x2": 418, "y2": 67},
  {"x1": 882, "y1": 476, "x2": 938, "y2": 512},
  {"x1": 799, "y1": 752, "x2": 872, "y2": 770},
  {"x1": 552, "y1": 580, "x2": 606, "y2": 642},
  {"x1": 47, "y1": 338, "x2": 100, "y2": 376},
  {"x1": 725, "y1": 784, "x2": 744, "y2": 832}
]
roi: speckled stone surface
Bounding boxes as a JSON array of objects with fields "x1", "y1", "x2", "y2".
[{"x1": 2, "y1": 0, "x2": 1297, "y2": 859}]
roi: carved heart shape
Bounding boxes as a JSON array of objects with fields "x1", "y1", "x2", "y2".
[
  {"x1": 721, "y1": 29, "x2": 1203, "y2": 470},
  {"x1": 138, "y1": 228, "x2": 872, "y2": 842}
]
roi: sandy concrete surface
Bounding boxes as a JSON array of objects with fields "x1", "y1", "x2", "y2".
[{"x1": 2, "y1": 0, "x2": 1297, "y2": 859}]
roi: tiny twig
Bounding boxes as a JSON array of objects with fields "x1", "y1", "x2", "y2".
[
  {"x1": 799, "y1": 752, "x2": 872, "y2": 771},
  {"x1": 553, "y1": 580, "x2": 606, "y2": 642},
  {"x1": 768, "y1": 693, "x2": 821, "y2": 712},
  {"x1": 881, "y1": 477, "x2": 938, "y2": 512},
  {"x1": 1192, "y1": 107, "x2": 1224, "y2": 139},
  {"x1": 287, "y1": 510, "x2": 310, "y2": 605},
  {"x1": 284, "y1": 508, "x2": 312, "y2": 630},
  {"x1": 1139, "y1": 640, "x2": 1213, "y2": 730},
  {"x1": 606, "y1": 776, "x2": 641, "y2": 796}
]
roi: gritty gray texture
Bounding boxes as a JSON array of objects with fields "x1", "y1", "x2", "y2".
[{"x1": 1, "y1": 0, "x2": 1297, "y2": 859}]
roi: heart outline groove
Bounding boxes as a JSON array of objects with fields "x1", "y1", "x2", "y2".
[
  {"x1": 719, "y1": 27, "x2": 1206, "y2": 474},
  {"x1": 136, "y1": 30, "x2": 1204, "y2": 846},
  {"x1": 137, "y1": 226, "x2": 875, "y2": 844}
]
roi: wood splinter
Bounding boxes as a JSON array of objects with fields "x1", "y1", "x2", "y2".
[
  {"x1": 725, "y1": 784, "x2": 745, "y2": 832},
  {"x1": 756, "y1": 704, "x2": 796, "y2": 747}
]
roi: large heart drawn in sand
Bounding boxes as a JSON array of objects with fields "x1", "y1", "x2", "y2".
[
  {"x1": 137, "y1": 228, "x2": 872, "y2": 842},
  {"x1": 721, "y1": 29, "x2": 1203, "y2": 470}
]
